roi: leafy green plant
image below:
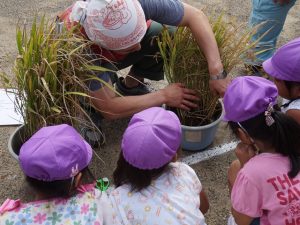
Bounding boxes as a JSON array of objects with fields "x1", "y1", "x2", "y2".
[
  {"x1": 1, "y1": 16, "x2": 111, "y2": 142},
  {"x1": 158, "y1": 14, "x2": 256, "y2": 126}
]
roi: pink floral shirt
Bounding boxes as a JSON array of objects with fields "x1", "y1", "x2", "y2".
[{"x1": 0, "y1": 185, "x2": 121, "y2": 225}]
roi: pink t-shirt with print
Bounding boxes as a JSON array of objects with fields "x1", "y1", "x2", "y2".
[{"x1": 231, "y1": 153, "x2": 300, "y2": 225}]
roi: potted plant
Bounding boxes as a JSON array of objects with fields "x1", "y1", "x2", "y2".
[
  {"x1": 1, "y1": 16, "x2": 110, "y2": 159},
  {"x1": 158, "y1": 14, "x2": 255, "y2": 151}
]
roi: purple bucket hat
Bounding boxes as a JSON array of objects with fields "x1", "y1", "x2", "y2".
[
  {"x1": 223, "y1": 76, "x2": 278, "y2": 122},
  {"x1": 19, "y1": 124, "x2": 92, "y2": 181},
  {"x1": 122, "y1": 107, "x2": 181, "y2": 170},
  {"x1": 263, "y1": 37, "x2": 300, "y2": 82}
]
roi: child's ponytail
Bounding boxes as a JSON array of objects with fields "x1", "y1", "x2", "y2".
[
  {"x1": 239, "y1": 107, "x2": 300, "y2": 178},
  {"x1": 271, "y1": 111, "x2": 300, "y2": 177}
]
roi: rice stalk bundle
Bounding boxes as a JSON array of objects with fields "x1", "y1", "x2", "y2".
[
  {"x1": 1, "y1": 16, "x2": 111, "y2": 142},
  {"x1": 158, "y1": 14, "x2": 256, "y2": 126}
]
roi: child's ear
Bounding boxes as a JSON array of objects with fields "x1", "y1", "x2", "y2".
[
  {"x1": 237, "y1": 128, "x2": 253, "y2": 145},
  {"x1": 74, "y1": 172, "x2": 83, "y2": 188}
]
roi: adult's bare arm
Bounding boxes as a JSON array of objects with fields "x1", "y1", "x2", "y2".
[
  {"x1": 179, "y1": 3, "x2": 230, "y2": 96},
  {"x1": 90, "y1": 82, "x2": 199, "y2": 120}
]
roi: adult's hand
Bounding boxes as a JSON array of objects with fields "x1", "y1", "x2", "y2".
[
  {"x1": 162, "y1": 83, "x2": 199, "y2": 111},
  {"x1": 209, "y1": 77, "x2": 231, "y2": 97},
  {"x1": 235, "y1": 142, "x2": 257, "y2": 168},
  {"x1": 273, "y1": 0, "x2": 290, "y2": 5}
]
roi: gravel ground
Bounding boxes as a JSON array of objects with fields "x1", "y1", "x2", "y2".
[{"x1": 0, "y1": 0, "x2": 299, "y2": 224}]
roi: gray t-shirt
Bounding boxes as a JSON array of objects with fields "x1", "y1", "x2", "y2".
[
  {"x1": 140, "y1": 0, "x2": 184, "y2": 26},
  {"x1": 89, "y1": 0, "x2": 184, "y2": 91}
]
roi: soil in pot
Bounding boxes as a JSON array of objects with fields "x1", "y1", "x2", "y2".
[{"x1": 168, "y1": 101, "x2": 222, "y2": 126}]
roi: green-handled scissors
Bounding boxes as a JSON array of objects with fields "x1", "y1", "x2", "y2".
[{"x1": 95, "y1": 177, "x2": 110, "y2": 191}]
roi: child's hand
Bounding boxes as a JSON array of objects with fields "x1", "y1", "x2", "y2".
[{"x1": 235, "y1": 142, "x2": 257, "y2": 168}]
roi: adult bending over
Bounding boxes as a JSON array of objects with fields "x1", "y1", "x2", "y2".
[{"x1": 59, "y1": 0, "x2": 229, "y2": 119}]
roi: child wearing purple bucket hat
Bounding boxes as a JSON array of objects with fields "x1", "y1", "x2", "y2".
[
  {"x1": 263, "y1": 37, "x2": 300, "y2": 124},
  {"x1": 110, "y1": 107, "x2": 209, "y2": 224},
  {"x1": 224, "y1": 76, "x2": 300, "y2": 225},
  {"x1": 0, "y1": 124, "x2": 120, "y2": 225}
]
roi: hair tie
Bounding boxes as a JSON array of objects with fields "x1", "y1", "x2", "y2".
[
  {"x1": 265, "y1": 103, "x2": 275, "y2": 126},
  {"x1": 70, "y1": 1, "x2": 88, "y2": 25},
  {"x1": 70, "y1": 164, "x2": 79, "y2": 177}
]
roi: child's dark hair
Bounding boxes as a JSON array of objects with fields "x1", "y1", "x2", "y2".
[
  {"x1": 113, "y1": 153, "x2": 169, "y2": 191},
  {"x1": 229, "y1": 105, "x2": 300, "y2": 178},
  {"x1": 26, "y1": 167, "x2": 91, "y2": 199}
]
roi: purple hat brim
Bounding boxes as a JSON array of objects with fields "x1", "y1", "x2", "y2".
[{"x1": 262, "y1": 58, "x2": 281, "y2": 80}]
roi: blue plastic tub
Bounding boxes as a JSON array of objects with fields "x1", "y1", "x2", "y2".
[{"x1": 181, "y1": 100, "x2": 224, "y2": 151}]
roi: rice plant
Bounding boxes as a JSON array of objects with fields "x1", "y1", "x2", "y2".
[
  {"x1": 158, "y1": 14, "x2": 256, "y2": 126},
  {"x1": 1, "y1": 16, "x2": 111, "y2": 143}
]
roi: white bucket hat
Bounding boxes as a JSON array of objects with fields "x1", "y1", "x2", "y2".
[{"x1": 70, "y1": 0, "x2": 147, "y2": 50}]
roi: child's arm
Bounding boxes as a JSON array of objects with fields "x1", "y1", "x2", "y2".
[
  {"x1": 199, "y1": 189, "x2": 209, "y2": 214},
  {"x1": 228, "y1": 143, "x2": 256, "y2": 193},
  {"x1": 231, "y1": 207, "x2": 255, "y2": 225},
  {"x1": 228, "y1": 143, "x2": 258, "y2": 225},
  {"x1": 286, "y1": 109, "x2": 300, "y2": 125}
]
